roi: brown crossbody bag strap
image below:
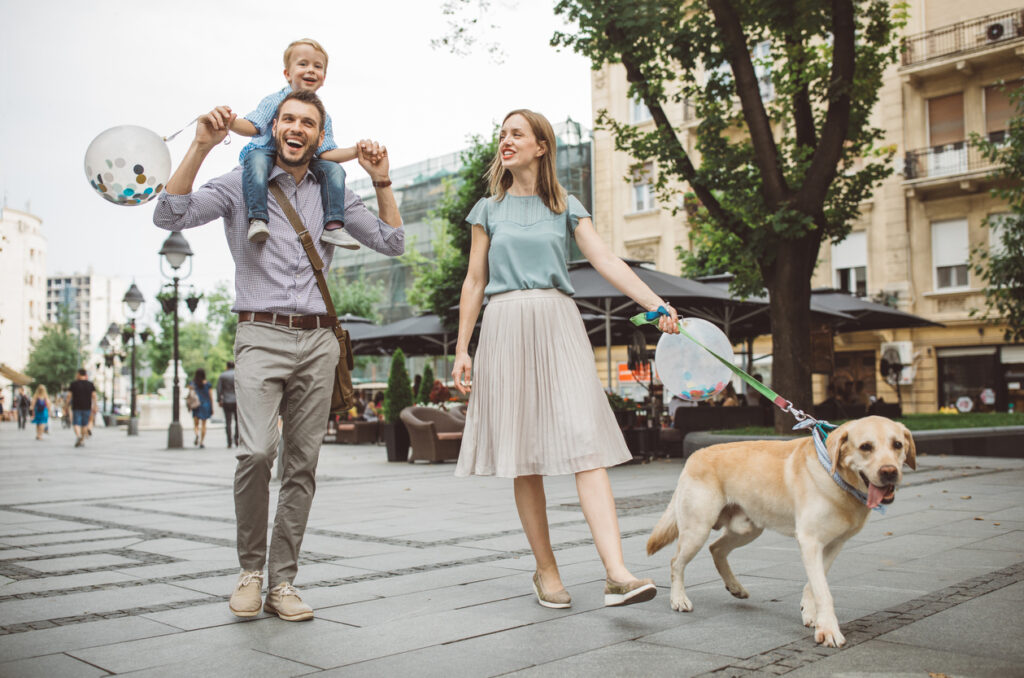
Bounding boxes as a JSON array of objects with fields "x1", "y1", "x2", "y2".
[{"x1": 268, "y1": 182, "x2": 355, "y2": 411}]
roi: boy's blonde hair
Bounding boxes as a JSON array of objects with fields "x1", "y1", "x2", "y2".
[{"x1": 283, "y1": 39, "x2": 328, "y2": 71}]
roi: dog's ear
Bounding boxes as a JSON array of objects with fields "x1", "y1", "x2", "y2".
[
  {"x1": 901, "y1": 423, "x2": 916, "y2": 470},
  {"x1": 827, "y1": 426, "x2": 848, "y2": 474}
]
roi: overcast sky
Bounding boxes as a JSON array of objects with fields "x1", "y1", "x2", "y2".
[{"x1": 0, "y1": 0, "x2": 592, "y2": 324}]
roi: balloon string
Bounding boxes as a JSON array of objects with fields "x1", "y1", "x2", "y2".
[{"x1": 163, "y1": 118, "x2": 231, "y2": 145}]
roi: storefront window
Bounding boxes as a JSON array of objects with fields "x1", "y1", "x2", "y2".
[{"x1": 937, "y1": 347, "x2": 997, "y2": 412}]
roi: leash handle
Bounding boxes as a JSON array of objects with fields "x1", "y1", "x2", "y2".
[{"x1": 163, "y1": 117, "x2": 232, "y2": 145}]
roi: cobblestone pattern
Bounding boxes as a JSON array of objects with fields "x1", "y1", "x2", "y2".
[
  {"x1": 695, "y1": 560, "x2": 1024, "y2": 677},
  {"x1": 0, "y1": 549, "x2": 178, "y2": 581}
]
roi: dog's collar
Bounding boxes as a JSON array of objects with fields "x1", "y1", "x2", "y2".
[{"x1": 794, "y1": 420, "x2": 885, "y2": 514}]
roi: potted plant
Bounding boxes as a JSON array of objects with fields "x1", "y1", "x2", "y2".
[
  {"x1": 382, "y1": 349, "x2": 414, "y2": 462},
  {"x1": 417, "y1": 363, "x2": 434, "y2": 404},
  {"x1": 606, "y1": 390, "x2": 638, "y2": 430}
]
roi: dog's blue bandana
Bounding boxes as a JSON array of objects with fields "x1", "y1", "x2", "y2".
[{"x1": 793, "y1": 420, "x2": 885, "y2": 514}]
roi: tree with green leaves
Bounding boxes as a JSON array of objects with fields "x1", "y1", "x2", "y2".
[
  {"x1": 404, "y1": 130, "x2": 498, "y2": 328},
  {"x1": 551, "y1": 0, "x2": 904, "y2": 428},
  {"x1": 327, "y1": 272, "x2": 385, "y2": 322},
  {"x1": 969, "y1": 84, "x2": 1024, "y2": 343},
  {"x1": 206, "y1": 281, "x2": 237, "y2": 362},
  {"x1": 25, "y1": 305, "x2": 84, "y2": 394}
]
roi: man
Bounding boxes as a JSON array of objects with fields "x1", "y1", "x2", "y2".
[
  {"x1": 154, "y1": 90, "x2": 403, "y2": 622},
  {"x1": 217, "y1": 361, "x2": 239, "y2": 448},
  {"x1": 68, "y1": 370, "x2": 98, "y2": 447},
  {"x1": 16, "y1": 387, "x2": 30, "y2": 430}
]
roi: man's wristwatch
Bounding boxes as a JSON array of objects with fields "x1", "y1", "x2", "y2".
[{"x1": 372, "y1": 178, "x2": 392, "y2": 188}]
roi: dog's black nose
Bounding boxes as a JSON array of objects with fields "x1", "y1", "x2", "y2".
[{"x1": 878, "y1": 465, "x2": 899, "y2": 484}]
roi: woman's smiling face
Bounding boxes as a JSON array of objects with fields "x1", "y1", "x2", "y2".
[{"x1": 499, "y1": 114, "x2": 546, "y2": 171}]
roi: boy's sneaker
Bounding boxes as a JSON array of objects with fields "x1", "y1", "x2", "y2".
[
  {"x1": 247, "y1": 219, "x2": 270, "y2": 244},
  {"x1": 229, "y1": 570, "x2": 264, "y2": 617},
  {"x1": 264, "y1": 582, "x2": 314, "y2": 621},
  {"x1": 320, "y1": 227, "x2": 360, "y2": 250}
]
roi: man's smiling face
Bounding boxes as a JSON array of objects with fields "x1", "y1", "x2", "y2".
[{"x1": 272, "y1": 99, "x2": 324, "y2": 169}]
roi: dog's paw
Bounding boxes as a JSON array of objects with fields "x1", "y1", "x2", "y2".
[
  {"x1": 801, "y1": 605, "x2": 816, "y2": 627},
  {"x1": 670, "y1": 594, "x2": 693, "y2": 612},
  {"x1": 725, "y1": 582, "x2": 749, "y2": 599},
  {"x1": 814, "y1": 624, "x2": 846, "y2": 648}
]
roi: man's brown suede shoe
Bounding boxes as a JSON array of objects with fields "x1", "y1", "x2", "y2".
[
  {"x1": 228, "y1": 570, "x2": 264, "y2": 617},
  {"x1": 264, "y1": 582, "x2": 314, "y2": 621}
]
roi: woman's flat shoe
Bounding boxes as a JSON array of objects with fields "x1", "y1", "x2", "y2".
[
  {"x1": 604, "y1": 577, "x2": 657, "y2": 607},
  {"x1": 532, "y1": 572, "x2": 571, "y2": 609}
]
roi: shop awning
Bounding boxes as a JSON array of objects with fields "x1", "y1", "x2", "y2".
[{"x1": 0, "y1": 364, "x2": 32, "y2": 385}]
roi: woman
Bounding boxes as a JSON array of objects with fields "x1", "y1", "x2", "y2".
[
  {"x1": 190, "y1": 368, "x2": 214, "y2": 448},
  {"x1": 452, "y1": 109, "x2": 679, "y2": 610},
  {"x1": 30, "y1": 385, "x2": 51, "y2": 441}
]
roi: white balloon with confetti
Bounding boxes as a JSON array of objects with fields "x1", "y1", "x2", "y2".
[
  {"x1": 656, "y1": 317, "x2": 734, "y2": 401},
  {"x1": 84, "y1": 125, "x2": 170, "y2": 206}
]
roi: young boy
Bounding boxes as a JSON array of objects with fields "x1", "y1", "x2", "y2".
[{"x1": 230, "y1": 38, "x2": 360, "y2": 249}]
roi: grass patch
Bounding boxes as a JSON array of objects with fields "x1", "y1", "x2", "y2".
[{"x1": 711, "y1": 412, "x2": 1024, "y2": 436}]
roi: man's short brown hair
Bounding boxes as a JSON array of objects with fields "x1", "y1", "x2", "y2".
[{"x1": 276, "y1": 89, "x2": 326, "y2": 133}]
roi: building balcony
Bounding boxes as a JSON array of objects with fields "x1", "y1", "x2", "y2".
[
  {"x1": 900, "y1": 9, "x2": 1024, "y2": 80},
  {"x1": 903, "y1": 139, "x2": 1005, "y2": 196}
]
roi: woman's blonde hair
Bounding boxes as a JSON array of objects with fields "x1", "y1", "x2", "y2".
[
  {"x1": 283, "y1": 39, "x2": 328, "y2": 71},
  {"x1": 33, "y1": 385, "x2": 47, "y2": 400},
  {"x1": 486, "y1": 109, "x2": 567, "y2": 214}
]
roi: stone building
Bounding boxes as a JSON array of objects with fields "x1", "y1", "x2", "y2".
[{"x1": 589, "y1": 1, "x2": 1023, "y2": 413}]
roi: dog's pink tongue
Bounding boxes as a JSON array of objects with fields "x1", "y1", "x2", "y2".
[{"x1": 867, "y1": 484, "x2": 886, "y2": 509}]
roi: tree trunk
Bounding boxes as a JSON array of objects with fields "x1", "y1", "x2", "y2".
[{"x1": 764, "y1": 234, "x2": 819, "y2": 433}]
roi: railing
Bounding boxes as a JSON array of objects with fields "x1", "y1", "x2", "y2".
[
  {"x1": 901, "y1": 9, "x2": 1024, "y2": 67},
  {"x1": 903, "y1": 139, "x2": 1004, "y2": 181}
]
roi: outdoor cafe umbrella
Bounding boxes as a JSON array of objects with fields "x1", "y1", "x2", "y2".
[
  {"x1": 353, "y1": 313, "x2": 457, "y2": 368},
  {"x1": 567, "y1": 259, "x2": 773, "y2": 385}
]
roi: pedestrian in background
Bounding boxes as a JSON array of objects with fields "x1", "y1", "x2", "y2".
[
  {"x1": 31, "y1": 385, "x2": 51, "y2": 441},
  {"x1": 15, "y1": 387, "x2": 29, "y2": 430},
  {"x1": 452, "y1": 108, "x2": 679, "y2": 610},
  {"x1": 190, "y1": 368, "x2": 213, "y2": 448},
  {"x1": 69, "y1": 369, "x2": 98, "y2": 448},
  {"x1": 218, "y1": 361, "x2": 239, "y2": 449}
]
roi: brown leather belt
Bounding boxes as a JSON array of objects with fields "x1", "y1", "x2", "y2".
[{"x1": 238, "y1": 311, "x2": 336, "y2": 330}]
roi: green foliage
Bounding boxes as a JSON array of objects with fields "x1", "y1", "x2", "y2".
[
  {"x1": 552, "y1": 0, "x2": 904, "y2": 425},
  {"x1": 969, "y1": 83, "x2": 1024, "y2": 343},
  {"x1": 327, "y1": 271, "x2": 384, "y2": 323},
  {"x1": 206, "y1": 281, "x2": 237, "y2": 363},
  {"x1": 25, "y1": 305, "x2": 84, "y2": 394},
  {"x1": 383, "y1": 349, "x2": 414, "y2": 423},
  {"x1": 417, "y1": 363, "x2": 435, "y2": 403},
  {"x1": 404, "y1": 130, "x2": 498, "y2": 327}
]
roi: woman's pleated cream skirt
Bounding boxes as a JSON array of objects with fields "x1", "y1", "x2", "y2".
[{"x1": 455, "y1": 288, "x2": 632, "y2": 478}]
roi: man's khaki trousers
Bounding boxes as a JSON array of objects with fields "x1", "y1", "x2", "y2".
[{"x1": 233, "y1": 321, "x2": 339, "y2": 588}]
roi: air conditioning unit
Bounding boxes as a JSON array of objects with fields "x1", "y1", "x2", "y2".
[
  {"x1": 985, "y1": 18, "x2": 1015, "y2": 43},
  {"x1": 880, "y1": 341, "x2": 916, "y2": 385}
]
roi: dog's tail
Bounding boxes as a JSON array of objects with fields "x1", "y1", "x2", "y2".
[{"x1": 646, "y1": 500, "x2": 679, "y2": 555}]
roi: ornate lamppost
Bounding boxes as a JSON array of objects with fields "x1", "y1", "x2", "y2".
[
  {"x1": 122, "y1": 283, "x2": 146, "y2": 436},
  {"x1": 105, "y1": 322, "x2": 121, "y2": 415},
  {"x1": 158, "y1": 231, "x2": 193, "y2": 449},
  {"x1": 98, "y1": 335, "x2": 111, "y2": 414}
]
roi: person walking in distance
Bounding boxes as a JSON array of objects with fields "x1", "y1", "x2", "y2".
[
  {"x1": 218, "y1": 361, "x2": 239, "y2": 448},
  {"x1": 30, "y1": 385, "x2": 51, "y2": 441},
  {"x1": 154, "y1": 89, "x2": 403, "y2": 621},
  {"x1": 16, "y1": 387, "x2": 30, "y2": 431},
  {"x1": 68, "y1": 369, "x2": 98, "y2": 447}
]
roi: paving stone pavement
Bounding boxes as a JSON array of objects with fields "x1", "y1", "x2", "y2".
[{"x1": 0, "y1": 423, "x2": 1022, "y2": 677}]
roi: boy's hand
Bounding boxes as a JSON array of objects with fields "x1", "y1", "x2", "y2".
[
  {"x1": 196, "y1": 106, "x2": 236, "y2": 148},
  {"x1": 357, "y1": 139, "x2": 390, "y2": 182}
]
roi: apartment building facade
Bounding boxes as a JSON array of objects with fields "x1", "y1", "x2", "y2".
[
  {"x1": 590, "y1": 1, "x2": 1024, "y2": 413},
  {"x1": 0, "y1": 207, "x2": 47, "y2": 386}
]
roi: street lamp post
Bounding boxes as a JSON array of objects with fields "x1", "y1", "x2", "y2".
[
  {"x1": 122, "y1": 283, "x2": 145, "y2": 436},
  {"x1": 106, "y1": 322, "x2": 120, "y2": 415},
  {"x1": 98, "y1": 336, "x2": 111, "y2": 414},
  {"x1": 159, "y1": 232, "x2": 193, "y2": 449}
]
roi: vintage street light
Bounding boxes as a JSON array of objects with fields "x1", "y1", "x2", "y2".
[
  {"x1": 122, "y1": 283, "x2": 145, "y2": 436},
  {"x1": 98, "y1": 335, "x2": 111, "y2": 414},
  {"x1": 159, "y1": 231, "x2": 194, "y2": 449}
]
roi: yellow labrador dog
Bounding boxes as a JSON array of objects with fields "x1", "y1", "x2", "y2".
[{"x1": 647, "y1": 416, "x2": 915, "y2": 647}]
